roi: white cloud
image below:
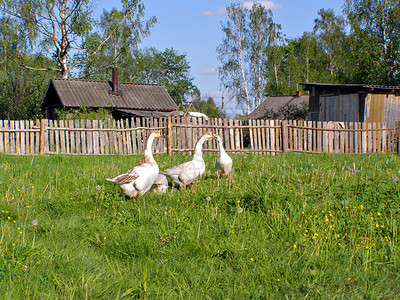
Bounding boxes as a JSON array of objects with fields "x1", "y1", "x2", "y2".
[
  {"x1": 202, "y1": 1, "x2": 281, "y2": 17},
  {"x1": 202, "y1": 7, "x2": 227, "y2": 17},
  {"x1": 200, "y1": 67, "x2": 219, "y2": 75},
  {"x1": 242, "y1": 1, "x2": 282, "y2": 10}
]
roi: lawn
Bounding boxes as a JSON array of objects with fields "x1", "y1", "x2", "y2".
[{"x1": 0, "y1": 152, "x2": 399, "y2": 299}]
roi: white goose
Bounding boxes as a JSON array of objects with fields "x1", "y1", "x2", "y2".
[
  {"x1": 162, "y1": 132, "x2": 216, "y2": 187},
  {"x1": 107, "y1": 130, "x2": 163, "y2": 198},
  {"x1": 150, "y1": 174, "x2": 169, "y2": 193},
  {"x1": 215, "y1": 135, "x2": 233, "y2": 177}
]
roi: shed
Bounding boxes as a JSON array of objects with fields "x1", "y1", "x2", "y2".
[
  {"x1": 40, "y1": 69, "x2": 179, "y2": 119},
  {"x1": 248, "y1": 92, "x2": 309, "y2": 119},
  {"x1": 301, "y1": 83, "x2": 400, "y2": 124}
]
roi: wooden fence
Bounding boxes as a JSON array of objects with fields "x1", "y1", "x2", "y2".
[{"x1": 0, "y1": 118, "x2": 398, "y2": 155}]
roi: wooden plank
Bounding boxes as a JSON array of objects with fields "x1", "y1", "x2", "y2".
[
  {"x1": 229, "y1": 119, "x2": 235, "y2": 152},
  {"x1": 0, "y1": 120, "x2": 4, "y2": 154},
  {"x1": 249, "y1": 119, "x2": 254, "y2": 151},
  {"x1": 35, "y1": 119, "x2": 41, "y2": 154},
  {"x1": 260, "y1": 119, "x2": 266, "y2": 154},
  {"x1": 79, "y1": 119, "x2": 86, "y2": 154},
  {"x1": 308, "y1": 121, "x2": 312, "y2": 153},
  {"x1": 68, "y1": 120, "x2": 74, "y2": 154},
  {"x1": 382, "y1": 123, "x2": 387, "y2": 153},
  {"x1": 316, "y1": 121, "x2": 321, "y2": 153},
  {"x1": 28, "y1": 120, "x2": 34, "y2": 155},
  {"x1": 377, "y1": 122, "x2": 382, "y2": 152},
  {"x1": 93, "y1": 120, "x2": 100, "y2": 155},
  {"x1": 59, "y1": 119, "x2": 65, "y2": 154},
  {"x1": 292, "y1": 120, "x2": 299, "y2": 152},
  {"x1": 239, "y1": 119, "x2": 244, "y2": 151},
  {"x1": 361, "y1": 122, "x2": 366, "y2": 153},
  {"x1": 13, "y1": 121, "x2": 19, "y2": 155},
  {"x1": 4, "y1": 120, "x2": 10, "y2": 154},
  {"x1": 369, "y1": 122, "x2": 373, "y2": 152},
  {"x1": 270, "y1": 120, "x2": 276, "y2": 155},
  {"x1": 115, "y1": 120, "x2": 120, "y2": 155},
  {"x1": 86, "y1": 120, "x2": 93, "y2": 154},
  {"x1": 65, "y1": 119, "x2": 71, "y2": 154},
  {"x1": 224, "y1": 118, "x2": 230, "y2": 151},
  {"x1": 131, "y1": 118, "x2": 137, "y2": 155},
  {"x1": 0, "y1": 120, "x2": 4, "y2": 153},
  {"x1": 235, "y1": 119, "x2": 241, "y2": 151},
  {"x1": 19, "y1": 120, "x2": 25, "y2": 155},
  {"x1": 74, "y1": 119, "x2": 81, "y2": 154}
]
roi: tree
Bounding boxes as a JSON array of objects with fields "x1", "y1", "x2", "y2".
[
  {"x1": 0, "y1": 16, "x2": 57, "y2": 119},
  {"x1": 247, "y1": 3, "x2": 275, "y2": 107},
  {"x1": 264, "y1": 21, "x2": 286, "y2": 96},
  {"x1": 192, "y1": 96, "x2": 222, "y2": 118},
  {"x1": 80, "y1": 4, "x2": 156, "y2": 78},
  {"x1": 125, "y1": 48, "x2": 198, "y2": 106},
  {"x1": 0, "y1": 0, "x2": 155, "y2": 79},
  {"x1": 343, "y1": 0, "x2": 400, "y2": 85},
  {"x1": 217, "y1": 3, "x2": 283, "y2": 114},
  {"x1": 313, "y1": 9, "x2": 347, "y2": 80},
  {"x1": 217, "y1": 4, "x2": 251, "y2": 114},
  {"x1": 262, "y1": 102, "x2": 308, "y2": 120}
]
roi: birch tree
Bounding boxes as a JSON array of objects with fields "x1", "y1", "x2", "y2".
[
  {"x1": 248, "y1": 3, "x2": 275, "y2": 107},
  {"x1": 0, "y1": 0, "x2": 155, "y2": 79},
  {"x1": 313, "y1": 9, "x2": 346, "y2": 78},
  {"x1": 217, "y1": 4, "x2": 251, "y2": 114},
  {"x1": 217, "y1": 3, "x2": 282, "y2": 114}
]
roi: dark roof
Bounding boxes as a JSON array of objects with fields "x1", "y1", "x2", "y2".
[
  {"x1": 41, "y1": 78, "x2": 178, "y2": 111},
  {"x1": 114, "y1": 109, "x2": 184, "y2": 118},
  {"x1": 301, "y1": 82, "x2": 400, "y2": 92},
  {"x1": 248, "y1": 94, "x2": 309, "y2": 119}
]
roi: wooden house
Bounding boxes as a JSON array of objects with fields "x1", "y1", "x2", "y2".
[
  {"x1": 248, "y1": 92, "x2": 309, "y2": 119},
  {"x1": 301, "y1": 83, "x2": 400, "y2": 125},
  {"x1": 40, "y1": 69, "x2": 179, "y2": 119}
]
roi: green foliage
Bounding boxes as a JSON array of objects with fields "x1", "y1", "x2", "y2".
[
  {"x1": 0, "y1": 153, "x2": 399, "y2": 298},
  {"x1": 55, "y1": 104, "x2": 111, "y2": 121},
  {"x1": 192, "y1": 96, "x2": 222, "y2": 118},
  {"x1": 263, "y1": 102, "x2": 309, "y2": 120},
  {"x1": 342, "y1": 0, "x2": 400, "y2": 85},
  {"x1": 218, "y1": 3, "x2": 280, "y2": 114}
]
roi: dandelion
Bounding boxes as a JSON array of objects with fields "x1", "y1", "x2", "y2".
[
  {"x1": 277, "y1": 279, "x2": 281, "y2": 282},
  {"x1": 377, "y1": 212, "x2": 382, "y2": 216},
  {"x1": 206, "y1": 196, "x2": 211, "y2": 201},
  {"x1": 103, "y1": 237, "x2": 106, "y2": 240},
  {"x1": 293, "y1": 244, "x2": 297, "y2": 249},
  {"x1": 251, "y1": 257, "x2": 254, "y2": 262},
  {"x1": 237, "y1": 207, "x2": 243, "y2": 214}
]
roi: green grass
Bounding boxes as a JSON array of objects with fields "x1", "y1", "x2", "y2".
[{"x1": 0, "y1": 152, "x2": 399, "y2": 299}]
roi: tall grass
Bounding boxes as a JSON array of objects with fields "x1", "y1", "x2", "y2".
[{"x1": 0, "y1": 152, "x2": 399, "y2": 298}]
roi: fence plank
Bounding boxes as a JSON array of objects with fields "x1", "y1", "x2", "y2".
[{"x1": 0, "y1": 118, "x2": 399, "y2": 155}]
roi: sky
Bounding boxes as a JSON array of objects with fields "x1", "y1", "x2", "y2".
[{"x1": 97, "y1": 0, "x2": 344, "y2": 116}]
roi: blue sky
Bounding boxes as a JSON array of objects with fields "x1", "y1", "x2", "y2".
[{"x1": 97, "y1": 0, "x2": 344, "y2": 115}]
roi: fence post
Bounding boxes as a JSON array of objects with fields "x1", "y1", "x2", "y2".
[
  {"x1": 281, "y1": 120, "x2": 288, "y2": 153},
  {"x1": 167, "y1": 116, "x2": 172, "y2": 156},
  {"x1": 397, "y1": 121, "x2": 400, "y2": 154},
  {"x1": 39, "y1": 119, "x2": 46, "y2": 155}
]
